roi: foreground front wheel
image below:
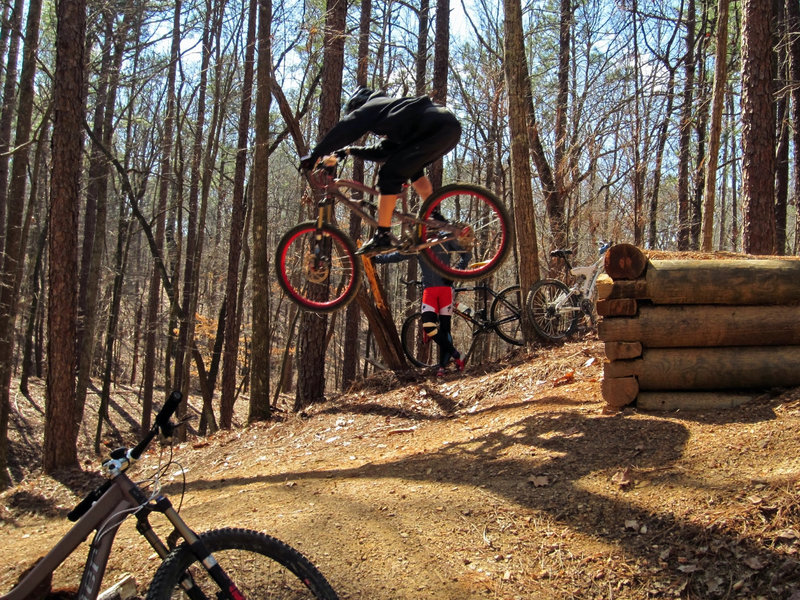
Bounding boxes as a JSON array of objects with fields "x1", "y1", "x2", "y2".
[{"x1": 147, "y1": 528, "x2": 339, "y2": 600}]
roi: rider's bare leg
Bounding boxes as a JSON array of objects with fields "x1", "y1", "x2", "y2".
[
  {"x1": 377, "y1": 193, "x2": 398, "y2": 228},
  {"x1": 411, "y1": 176, "x2": 433, "y2": 202}
]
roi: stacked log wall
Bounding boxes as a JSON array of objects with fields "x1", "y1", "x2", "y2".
[{"x1": 597, "y1": 244, "x2": 800, "y2": 411}]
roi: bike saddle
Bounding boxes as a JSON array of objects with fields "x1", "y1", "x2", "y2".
[{"x1": 550, "y1": 249, "x2": 573, "y2": 259}]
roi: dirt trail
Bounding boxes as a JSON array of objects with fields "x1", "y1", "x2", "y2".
[{"x1": 2, "y1": 340, "x2": 800, "y2": 599}]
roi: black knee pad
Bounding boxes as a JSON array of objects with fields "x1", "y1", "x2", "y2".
[{"x1": 422, "y1": 312, "x2": 439, "y2": 337}]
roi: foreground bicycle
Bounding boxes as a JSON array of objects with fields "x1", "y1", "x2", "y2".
[
  {"x1": 401, "y1": 280, "x2": 524, "y2": 369},
  {"x1": 526, "y1": 240, "x2": 613, "y2": 342},
  {"x1": 275, "y1": 153, "x2": 513, "y2": 312},
  {"x1": 3, "y1": 392, "x2": 338, "y2": 600}
]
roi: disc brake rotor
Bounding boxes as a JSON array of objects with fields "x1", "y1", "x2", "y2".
[{"x1": 303, "y1": 250, "x2": 330, "y2": 284}]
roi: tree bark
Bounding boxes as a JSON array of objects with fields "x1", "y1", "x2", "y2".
[
  {"x1": 341, "y1": 0, "x2": 372, "y2": 390},
  {"x1": 701, "y1": 0, "x2": 731, "y2": 251},
  {"x1": 295, "y1": 0, "x2": 346, "y2": 410},
  {"x1": 43, "y1": 0, "x2": 85, "y2": 475},
  {"x1": 221, "y1": 0, "x2": 257, "y2": 427},
  {"x1": 250, "y1": 0, "x2": 273, "y2": 415},
  {"x1": 503, "y1": 0, "x2": 539, "y2": 343},
  {"x1": 0, "y1": 0, "x2": 43, "y2": 479},
  {"x1": 676, "y1": 0, "x2": 696, "y2": 250},
  {"x1": 141, "y1": 0, "x2": 181, "y2": 433},
  {"x1": 741, "y1": 0, "x2": 776, "y2": 254}
]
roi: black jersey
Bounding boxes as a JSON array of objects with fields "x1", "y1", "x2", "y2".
[{"x1": 309, "y1": 96, "x2": 437, "y2": 161}]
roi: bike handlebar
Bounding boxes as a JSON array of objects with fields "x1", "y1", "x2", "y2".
[
  {"x1": 68, "y1": 391, "x2": 183, "y2": 522},
  {"x1": 130, "y1": 390, "x2": 182, "y2": 460}
]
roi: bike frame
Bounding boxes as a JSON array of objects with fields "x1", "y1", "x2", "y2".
[
  {"x1": 3, "y1": 393, "x2": 237, "y2": 600},
  {"x1": 549, "y1": 242, "x2": 612, "y2": 314},
  {"x1": 453, "y1": 282, "x2": 507, "y2": 330},
  {"x1": 4, "y1": 472, "x2": 156, "y2": 600},
  {"x1": 312, "y1": 166, "x2": 464, "y2": 251}
]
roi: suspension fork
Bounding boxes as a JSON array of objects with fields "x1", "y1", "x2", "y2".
[{"x1": 315, "y1": 201, "x2": 333, "y2": 232}]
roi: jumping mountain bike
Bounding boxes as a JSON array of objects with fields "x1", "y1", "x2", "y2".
[
  {"x1": 2, "y1": 392, "x2": 339, "y2": 600},
  {"x1": 275, "y1": 154, "x2": 513, "y2": 313},
  {"x1": 526, "y1": 240, "x2": 613, "y2": 342},
  {"x1": 400, "y1": 280, "x2": 524, "y2": 369}
]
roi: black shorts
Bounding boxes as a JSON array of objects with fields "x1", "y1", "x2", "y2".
[{"x1": 376, "y1": 107, "x2": 462, "y2": 194}]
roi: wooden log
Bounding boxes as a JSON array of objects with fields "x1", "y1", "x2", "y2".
[
  {"x1": 601, "y1": 376, "x2": 639, "y2": 408},
  {"x1": 604, "y1": 243, "x2": 648, "y2": 280},
  {"x1": 595, "y1": 276, "x2": 649, "y2": 301},
  {"x1": 596, "y1": 274, "x2": 614, "y2": 300},
  {"x1": 637, "y1": 391, "x2": 757, "y2": 411},
  {"x1": 598, "y1": 304, "x2": 800, "y2": 347},
  {"x1": 645, "y1": 259, "x2": 800, "y2": 305},
  {"x1": 596, "y1": 298, "x2": 638, "y2": 317},
  {"x1": 604, "y1": 346, "x2": 800, "y2": 390},
  {"x1": 604, "y1": 341, "x2": 642, "y2": 361}
]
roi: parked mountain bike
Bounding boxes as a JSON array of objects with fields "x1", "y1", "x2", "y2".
[
  {"x1": 526, "y1": 240, "x2": 613, "y2": 342},
  {"x1": 275, "y1": 153, "x2": 513, "y2": 313},
  {"x1": 3, "y1": 391, "x2": 338, "y2": 600},
  {"x1": 400, "y1": 280, "x2": 524, "y2": 369}
]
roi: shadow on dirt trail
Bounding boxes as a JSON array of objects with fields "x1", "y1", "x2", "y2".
[{"x1": 172, "y1": 393, "x2": 797, "y2": 598}]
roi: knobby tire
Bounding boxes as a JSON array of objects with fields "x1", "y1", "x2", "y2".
[
  {"x1": 526, "y1": 279, "x2": 580, "y2": 342},
  {"x1": 417, "y1": 184, "x2": 512, "y2": 281},
  {"x1": 146, "y1": 528, "x2": 339, "y2": 600},
  {"x1": 275, "y1": 221, "x2": 360, "y2": 313},
  {"x1": 490, "y1": 285, "x2": 525, "y2": 346},
  {"x1": 401, "y1": 312, "x2": 438, "y2": 368}
]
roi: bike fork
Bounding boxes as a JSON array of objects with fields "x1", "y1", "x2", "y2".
[{"x1": 151, "y1": 496, "x2": 246, "y2": 600}]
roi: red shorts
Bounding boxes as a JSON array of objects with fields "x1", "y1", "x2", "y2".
[{"x1": 421, "y1": 286, "x2": 453, "y2": 315}]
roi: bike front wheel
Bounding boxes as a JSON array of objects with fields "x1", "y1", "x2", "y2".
[
  {"x1": 146, "y1": 528, "x2": 339, "y2": 600},
  {"x1": 401, "y1": 312, "x2": 438, "y2": 368},
  {"x1": 526, "y1": 279, "x2": 580, "y2": 342},
  {"x1": 416, "y1": 183, "x2": 512, "y2": 281},
  {"x1": 490, "y1": 285, "x2": 525, "y2": 346},
  {"x1": 275, "y1": 221, "x2": 361, "y2": 313}
]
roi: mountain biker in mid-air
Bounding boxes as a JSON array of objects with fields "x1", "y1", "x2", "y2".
[{"x1": 299, "y1": 86, "x2": 462, "y2": 256}]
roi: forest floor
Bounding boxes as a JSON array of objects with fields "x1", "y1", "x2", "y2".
[{"x1": 1, "y1": 339, "x2": 800, "y2": 599}]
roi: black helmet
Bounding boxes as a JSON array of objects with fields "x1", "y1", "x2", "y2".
[{"x1": 345, "y1": 86, "x2": 384, "y2": 114}]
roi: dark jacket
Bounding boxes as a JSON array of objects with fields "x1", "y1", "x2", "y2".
[{"x1": 309, "y1": 96, "x2": 438, "y2": 162}]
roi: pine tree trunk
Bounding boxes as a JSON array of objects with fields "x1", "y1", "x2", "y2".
[
  {"x1": 741, "y1": 0, "x2": 776, "y2": 254},
  {"x1": 295, "y1": 0, "x2": 346, "y2": 411},
  {"x1": 43, "y1": 0, "x2": 85, "y2": 476},
  {"x1": 221, "y1": 0, "x2": 257, "y2": 427},
  {"x1": 503, "y1": 0, "x2": 539, "y2": 343},
  {"x1": 250, "y1": 0, "x2": 273, "y2": 415},
  {"x1": 141, "y1": 0, "x2": 181, "y2": 433}
]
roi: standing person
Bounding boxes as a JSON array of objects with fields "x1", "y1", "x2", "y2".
[
  {"x1": 299, "y1": 86, "x2": 462, "y2": 255},
  {"x1": 375, "y1": 216, "x2": 469, "y2": 376}
]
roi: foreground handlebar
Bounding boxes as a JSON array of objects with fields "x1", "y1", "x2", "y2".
[{"x1": 130, "y1": 391, "x2": 182, "y2": 460}]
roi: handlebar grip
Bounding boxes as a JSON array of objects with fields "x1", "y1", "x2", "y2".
[
  {"x1": 155, "y1": 391, "x2": 182, "y2": 429},
  {"x1": 129, "y1": 391, "x2": 182, "y2": 460}
]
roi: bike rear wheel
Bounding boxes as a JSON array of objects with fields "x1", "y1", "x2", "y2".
[
  {"x1": 526, "y1": 279, "x2": 580, "y2": 342},
  {"x1": 490, "y1": 285, "x2": 525, "y2": 346},
  {"x1": 416, "y1": 183, "x2": 512, "y2": 281},
  {"x1": 275, "y1": 221, "x2": 360, "y2": 313},
  {"x1": 401, "y1": 312, "x2": 438, "y2": 368},
  {"x1": 146, "y1": 528, "x2": 339, "y2": 600}
]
